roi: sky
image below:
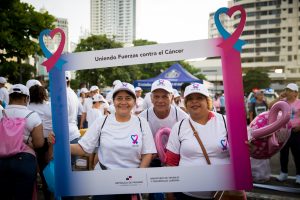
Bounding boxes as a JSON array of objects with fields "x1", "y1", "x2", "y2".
[{"x1": 22, "y1": 0, "x2": 228, "y2": 44}]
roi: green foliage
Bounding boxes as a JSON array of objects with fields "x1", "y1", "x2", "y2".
[
  {"x1": 133, "y1": 39, "x2": 157, "y2": 46},
  {"x1": 0, "y1": 0, "x2": 55, "y2": 61},
  {"x1": 75, "y1": 35, "x2": 123, "y2": 52},
  {"x1": 243, "y1": 68, "x2": 271, "y2": 94},
  {"x1": 0, "y1": 62, "x2": 36, "y2": 84},
  {"x1": 75, "y1": 35, "x2": 123, "y2": 87},
  {"x1": 0, "y1": 0, "x2": 55, "y2": 83}
]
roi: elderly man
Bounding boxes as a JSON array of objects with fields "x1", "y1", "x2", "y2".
[
  {"x1": 140, "y1": 79, "x2": 188, "y2": 162},
  {"x1": 139, "y1": 79, "x2": 188, "y2": 200}
]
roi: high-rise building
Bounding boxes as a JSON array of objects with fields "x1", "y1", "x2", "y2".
[
  {"x1": 90, "y1": 0, "x2": 136, "y2": 45},
  {"x1": 191, "y1": 0, "x2": 300, "y2": 91},
  {"x1": 54, "y1": 18, "x2": 69, "y2": 53}
]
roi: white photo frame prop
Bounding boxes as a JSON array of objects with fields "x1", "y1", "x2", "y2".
[{"x1": 39, "y1": 5, "x2": 252, "y2": 198}]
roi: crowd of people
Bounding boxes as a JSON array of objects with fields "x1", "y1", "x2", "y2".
[{"x1": 0, "y1": 74, "x2": 299, "y2": 200}]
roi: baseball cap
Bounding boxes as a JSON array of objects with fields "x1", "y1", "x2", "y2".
[
  {"x1": 65, "y1": 71, "x2": 71, "y2": 81},
  {"x1": 151, "y1": 79, "x2": 173, "y2": 93},
  {"x1": 90, "y1": 85, "x2": 99, "y2": 92},
  {"x1": 0, "y1": 77, "x2": 7, "y2": 84},
  {"x1": 92, "y1": 94, "x2": 104, "y2": 102},
  {"x1": 26, "y1": 79, "x2": 42, "y2": 89},
  {"x1": 113, "y1": 80, "x2": 122, "y2": 86},
  {"x1": 135, "y1": 87, "x2": 142, "y2": 91},
  {"x1": 184, "y1": 83, "x2": 209, "y2": 98},
  {"x1": 80, "y1": 88, "x2": 89, "y2": 94},
  {"x1": 285, "y1": 83, "x2": 298, "y2": 92},
  {"x1": 112, "y1": 82, "x2": 136, "y2": 98},
  {"x1": 9, "y1": 84, "x2": 30, "y2": 96}
]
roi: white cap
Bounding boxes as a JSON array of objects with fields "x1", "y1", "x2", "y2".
[
  {"x1": 26, "y1": 79, "x2": 42, "y2": 89},
  {"x1": 90, "y1": 85, "x2": 99, "y2": 92},
  {"x1": 65, "y1": 71, "x2": 71, "y2": 81},
  {"x1": 113, "y1": 80, "x2": 122, "y2": 86},
  {"x1": 112, "y1": 82, "x2": 136, "y2": 98},
  {"x1": 80, "y1": 88, "x2": 89, "y2": 94},
  {"x1": 92, "y1": 94, "x2": 104, "y2": 102},
  {"x1": 135, "y1": 87, "x2": 142, "y2": 91},
  {"x1": 9, "y1": 84, "x2": 30, "y2": 96},
  {"x1": 173, "y1": 89, "x2": 180, "y2": 98},
  {"x1": 184, "y1": 83, "x2": 209, "y2": 98},
  {"x1": 286, "y1": 83, "x2": 298, "y2": 92},
  {"x1": 151, "y1": 79, "x2": 173, "y2": 93},
  {"x1": 0, "y1": 77, "x2": 7, "y2": 84}
]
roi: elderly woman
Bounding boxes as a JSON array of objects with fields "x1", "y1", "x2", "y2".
[
  {"x1": 165, "y1": 83, "x2": 230, "y2": 200},
  {"x1": 70, "y1": 82, "x2": 157, "y2": 200}
]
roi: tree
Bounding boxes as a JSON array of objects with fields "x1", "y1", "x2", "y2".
[
  {"x1": 0, "y1": 62, "x2": 36, "y2": 84},
  {"x1": 0, "y1": 0, "x2": 55, "y2": 83},
  {"x1": 243, "y1": 68, "x2": 271, "y2": 94},
  {"x1": 74, "y1": 35, "x2": 123, "y2": 87},
  {"x1": 130, "y1": 39, "x2": 206, "y2": 81}
]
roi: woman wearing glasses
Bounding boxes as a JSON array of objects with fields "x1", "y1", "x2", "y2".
[{"x1": 70, "y1": 82, "x2": 157, "y2": 200}]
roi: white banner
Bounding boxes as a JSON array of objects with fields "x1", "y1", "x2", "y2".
[{"x1": 61, "y1": 38, "x2": 222, "y2": 70}]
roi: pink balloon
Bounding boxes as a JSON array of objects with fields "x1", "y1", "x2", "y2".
[
  {"x1": 154, "y1": 127, "x2": 171, "y2": 164},
  {"x1": 249, "y1": 101, "x2": 292, "y2": 159}
]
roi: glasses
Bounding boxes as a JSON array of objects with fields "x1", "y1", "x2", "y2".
[{"x1": 115, "y1": 96, "x2": 134, "y2": 102}]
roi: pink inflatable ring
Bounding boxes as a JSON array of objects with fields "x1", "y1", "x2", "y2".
[
  {"x1": 154, "y1": 127, "x2": 171, "y2": 164},
  {"x1": 249, "y1": 101, "x2": 291, "y2": 159}
]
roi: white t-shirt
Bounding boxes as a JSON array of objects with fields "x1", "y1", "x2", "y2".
[
  {"x1": 78, "y1": 97, "x2": 85, "y2": 115},
  {"x1": 142, "y1": 92, "x2": 153, "y2": 110},
  {"x1": 82, "y1": 98, "x2": 92, "y2": 114},
  {"x1": 133, "y1": 96, "x2": 144, "y2": 114},
  {"x1": 87, "y1": 106, "x2": 106, "y2": 128},
  {"x1": 83, "y1": 98, "x2": 109, "y2": 123},
  {"x1": 166, "y1": 112, "x2": 230, "y2": 166},
  {"x1": 78, "y1": 114, "x2": 157, "y2": 169},
  {"x1": 0, "y1": 87, "x2": 9, "y2": 104},
  {"x1": 105, "y1": 91, "x2": 113, "y2": 104},
  {"x1": 66, "y1": 87, "x2": 80, "y2": 141},
  {"x1": 107, "y1": 104, "x2": 116, "y2": 115},
  {"x1": 0, "y1": 105, "x2": 42, "y2": 143},
  {"x1": 28, "y1": 101, "x2": 52, "y2": 138},
  {"x1": 139, "y1": 105, "x2": 188, "y2": 137}
]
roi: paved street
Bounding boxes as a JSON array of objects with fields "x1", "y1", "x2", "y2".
[{"x1": 246, "y1": 152, "x2": 300, "y2": 199}]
